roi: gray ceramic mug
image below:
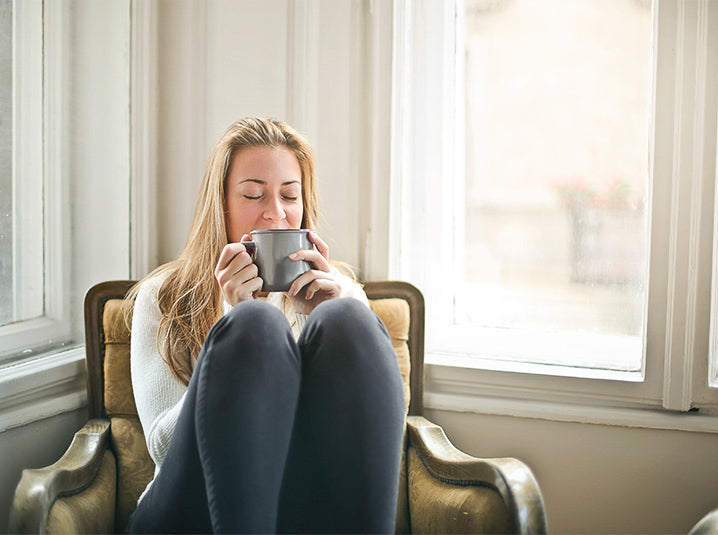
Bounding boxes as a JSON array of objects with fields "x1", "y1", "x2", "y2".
[{"x1": 243, "y1": 229, "x2": 313, "y2": 292}]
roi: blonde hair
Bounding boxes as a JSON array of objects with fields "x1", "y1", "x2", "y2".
[{"x1": 126, "y1": 118, "x2": 319, "y2": 385}]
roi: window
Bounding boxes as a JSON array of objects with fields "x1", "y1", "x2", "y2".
[
  {"x1": 0, "y1": 0, "x2": 72, "y2": 363},
  {"x1": 391, "y1": 0, "x2": 718, "y2": 413},
  {"x1": 459, "y1": 0, "x2": 650, "y2": 373},
  {"x1": 0, "y1": 0, "x2": 133, "y2": 432}
]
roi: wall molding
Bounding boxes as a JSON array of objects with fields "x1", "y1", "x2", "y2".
[
  {"x1": 130, "y1": 0, "x2": 159, "y2": 279},
  {"x1": 286, "y1": 0, "x2": 319, "y2": 144},
  {"x1": 704, "y1": 2, "x2": 718, "y2": 391},
  {"x1": 662, "y1": 0, "x2": 717, "y2": 410},
  {"x1": 361, "y1": 0, "x2": 393, "y2": 281},
  {"x1": 425, "y1": 389, "x2": 718, "y2": 435},
  {"x1": 426, "y1": 361, "x2": 718, "y2": 435},
  {"x1": 0, "y1": 348, "x2": 87, "y2": 433}
]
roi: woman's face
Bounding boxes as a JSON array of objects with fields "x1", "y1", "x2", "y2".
[{"x1": 224, "y1": 145, "x2": 304, "y2": 243}]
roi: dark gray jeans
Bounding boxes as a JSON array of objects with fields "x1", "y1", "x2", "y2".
[{"x1": 126, "y1": 298, "x2": 405, "y2": 534}]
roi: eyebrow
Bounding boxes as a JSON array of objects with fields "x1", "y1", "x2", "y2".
[{"x1": 239, "y1": 178, "x2": 301, "y2": 186}]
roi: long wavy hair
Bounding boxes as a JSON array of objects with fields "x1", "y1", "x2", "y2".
[{"x1": 125, "y1": 118, "x2": 319, "y2": 385}]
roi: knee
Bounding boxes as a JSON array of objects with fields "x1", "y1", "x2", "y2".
[
  {"x1": 300, "y1": 299, "x2": 403, "y2": 401},
  {"x1": 201, "y1": 300, "x2": 295, "y2": 369},
  {"x1": 311, "y1": 298, "x2": 383, "y2": 336},
  {"x1": 222, "y1": 299, "x2": 289, "y2": 338},
  {"x1": 301, "y1": 298, "x2": 390, "y2": 356}
]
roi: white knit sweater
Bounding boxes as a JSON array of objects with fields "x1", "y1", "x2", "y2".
[{"x1": 130, "y1": 272, "x2": 368, "y2": 502}]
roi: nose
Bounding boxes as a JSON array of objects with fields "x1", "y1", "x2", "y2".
[{"x1": 262, "y1": 194, "x2": 286, "y2": 222}]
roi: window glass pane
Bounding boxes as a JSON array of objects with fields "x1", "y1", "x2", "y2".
[
  {"x1": 460, "y1": 0, "x2": 652, "y2": 370},
  {"x1": 0, "y1": 0, "x2": 11, "y2": 326}
]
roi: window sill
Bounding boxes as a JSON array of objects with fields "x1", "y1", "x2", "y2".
[
  {"x1": 0, "y1": 347, "x2": 87, "y2": 433},
  {"x1": 425, "y1": 361, "x2": 718, "y2": 435}
]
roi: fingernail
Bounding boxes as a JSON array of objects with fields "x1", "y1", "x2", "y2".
[{"x1": 289, "y1": 253, "x2": 298, "y2": 260}]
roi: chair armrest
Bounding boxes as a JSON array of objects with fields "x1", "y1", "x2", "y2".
[
  {"x1": 690, "y1": 508, "x2": 718, "y2": 535},
  {"x1": 8, "y1": 419, "x2": 111, "y2": 534},
  {"x1": 407, "y1": 416, "x2": 548, "y2": 534}
]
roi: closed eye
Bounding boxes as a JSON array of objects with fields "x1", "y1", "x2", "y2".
[{"x1": 244, "y1": 195, "x2": 262, "y2": 200}]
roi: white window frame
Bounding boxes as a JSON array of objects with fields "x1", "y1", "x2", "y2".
[
  {"x1": 389, "y1": 0, "x2": 718, "y2": 428},
  {"x1": 0, "y1": 0, "x2": 72, "y2": 363}
]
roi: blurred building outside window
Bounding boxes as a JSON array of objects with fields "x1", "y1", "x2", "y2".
[{"x1": 457, "y1": 0, "x2": 651, "y2": 371}]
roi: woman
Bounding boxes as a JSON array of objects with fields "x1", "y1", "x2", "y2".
[{"x1": 125, "y1": 117, "x2": 405, "y2": 534}]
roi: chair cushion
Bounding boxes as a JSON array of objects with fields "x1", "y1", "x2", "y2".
[
  {"x1": 103, "y1": 299, "x2": 137, "y2": 417},
  {"x1": 369, "y1": 298, "x2": 412, "y2": 414}
]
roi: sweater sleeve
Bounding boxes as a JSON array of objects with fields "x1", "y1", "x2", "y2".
[{"x1": 130, "y1": 276, "x2": 188, "y2": 470}]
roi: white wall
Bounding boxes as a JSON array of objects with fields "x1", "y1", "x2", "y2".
[
  {"x1": 68, "y1": 0, "x2": 131, "y2": 335},
  {"x1": 155, "y1": 0, "x2": 367, "y2": 272}
]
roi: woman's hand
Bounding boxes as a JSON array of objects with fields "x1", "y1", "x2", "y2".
[
  {"x1": 214, "y1": 237, "x2": 262, "y2": 306},
  {"x1": 287, "y1": 231, "x2": 342, "y2": 314}
]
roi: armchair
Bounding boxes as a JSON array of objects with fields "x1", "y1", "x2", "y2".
[
  {"x1": 690, "y1": 509, "x2": 718, "y2": 534},
  {"x1": 9, "y1": 280, "x2": 547, "y2": 534}
]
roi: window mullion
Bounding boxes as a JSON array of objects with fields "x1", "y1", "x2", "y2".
[
  {"x1": 12, "y1": 0, "x2": 44, "y2": 321},
  {"x1": 43, "y1": 0, "x2": 70, "y2": 326},
  {"x1": 657, "y1": 0, "x2": 718, "y2": 410}
]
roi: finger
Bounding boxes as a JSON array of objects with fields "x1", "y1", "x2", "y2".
[
  {"x1": 215, "y1": 249, "x2": 257, "y2": 287},
  {"x1": 232, "y1": 260, "x2": 258, "y2": 280},
  {"x1": 308, "y1": 231, "x2": 329, "y2": 259},
  {"x1": 290, "y1": 248, "x2": 331, "y2": 272},
  {"x1": 231, "y1": 275, "x2": 263, "y2": 304},
  {"x1": 223, "y1": 250, "x2": 255, "y2": 279},
  {"x1": 304, "y1": 278, "x2": 341, "y2": 300},
  {"x1": 288, "y1": 269, "x2": 320, "y2": 297},
  {"x1": 215, "y1": 245, "x2": 236, "y2": 276},
  {"x1": 288, "y1": 269, "x2": 334, "y2": 297},
  {"x1": 245, "y1": 275, "x2": 263, "y2": 296},
  {"x1": 219, "y1": 263, "x2": 263, "y2": 306},
  {"x1": 215, "y1": 242, "x2": 253, "y2": 275},
  {"x1": 216, "y1": 261, "x2": 257, "y2": 292}
]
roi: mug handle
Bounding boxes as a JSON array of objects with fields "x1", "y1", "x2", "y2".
[{"x1": 241, "y1": 240, "x2": 256, "y2": 258}]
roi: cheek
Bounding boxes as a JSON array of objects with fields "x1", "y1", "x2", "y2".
[
  {"x1": 289, "y1": 203, "x2": 304, "y2": 227},
  {"x1": 225, "y1": 200, "x2": 257, "y2": 240}
]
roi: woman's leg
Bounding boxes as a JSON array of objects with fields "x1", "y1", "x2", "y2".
[
  {"x1": 277, "y1": 298, "x2": 406, "y2": 534},
  {"x1": 127, "y1": 300, "x2": 301, "y2": 534}
]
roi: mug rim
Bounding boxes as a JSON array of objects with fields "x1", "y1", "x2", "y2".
[{"x1": 250, "y1": 228, "x2": 310, "y2": 235}]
